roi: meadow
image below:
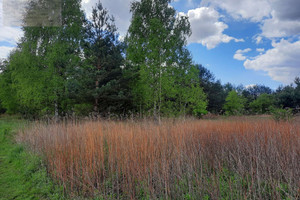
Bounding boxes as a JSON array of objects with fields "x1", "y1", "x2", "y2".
[{"x1": 17, "y1": 117, "x2": 300, "y2": 199}]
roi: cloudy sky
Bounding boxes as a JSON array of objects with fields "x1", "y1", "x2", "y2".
[{"x1": 1, "y1": 0, "x2": 300, "y2": 89}]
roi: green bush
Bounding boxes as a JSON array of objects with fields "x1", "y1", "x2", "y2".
[
  {"x1": 249, "y1": 94, "x2": 274, "y2": 114},
  {"x1": 73, "y1": 103, "x2": 93, "y2": 116},
  {"x1": 223, "y1": 91, "x2": 246, "y2": 115},
  {"x1": 270, "y1": 107, "x2": 293, "y2": 122},
  {"x1": 0, "y1": 101, "x2": 6, "y2": 114}
]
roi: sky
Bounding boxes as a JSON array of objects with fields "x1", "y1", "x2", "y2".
[{"x1": 1, "y1": 0, "x2": 300, "y2": 89}]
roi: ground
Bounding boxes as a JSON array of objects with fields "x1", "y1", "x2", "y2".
[{"x1": 0, "y1": 116, "x2": 63, "y2": 200}]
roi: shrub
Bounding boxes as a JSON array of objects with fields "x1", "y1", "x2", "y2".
[
  {"x1": 249, "y1": 94, "x2": 274, "y2": 114},
  {"x1": 73, "y1": 103, "x2": 93, "y2": 116},
  {"x1": 223, "y1": 91, "x2": 246, "y2": 115},
  {"x1": 270, "y1": 107, "x2": 293, "y2": 121},
  {"x1": 0, "y1": 101, "x2": 6, "y2": 114}
]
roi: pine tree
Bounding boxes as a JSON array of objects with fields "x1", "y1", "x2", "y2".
[{"x1": 82, "y1": 1, "x2": 131, "y2": 116}]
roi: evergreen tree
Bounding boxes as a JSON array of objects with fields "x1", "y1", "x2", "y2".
[
  {"x1": 242, "y1": 85, "x2": 272, "y2": 102},
  {"x1": 223, "y1": 83, "x2": 235, "y2": 95},
  {"x1": 197, "y1": 64, "x2": 226, "y2": 113},
  {"x1": 275, "y1": 85, "x2": 296, "y2": 109},
  {"x1": 294, "y1": 77, "x2": 300, "y2": 111},
  {"x1": 82, "y1": 1, "x2": 131, "y2": 116}
]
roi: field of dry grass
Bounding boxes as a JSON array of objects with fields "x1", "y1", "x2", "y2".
[{"x1": 17, "y1": 117, "x2": 300, "y2": 199}]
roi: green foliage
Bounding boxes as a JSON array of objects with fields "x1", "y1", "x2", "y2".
[
  {"x1": 249, "y1": 93, "x2": 274, "y2": 114},
  {"x1": 271, "y1": 77, "x2": 300, "y2": 113},
  {"x1": 5, "y1": 47, "x2": 52, "y2": 117},
  {"x1": 242, "y1": 85, "x2": 273, "y2": 113},
  {"x1": 126, "y1": 0, "x2": 207, "y2": 118},
  {"x1": 0, "y1": 102, "x2": 5, "y2": 114},
  {"x1": 0, "y1": 0, "x2": 297, "y2": 120},
  {"x1": 270, "y1": 107, "x2": 293, "y2": 122},
  {"x1": 275, "y1": 85, "x2": 296, "y2": 109},
  {"x1": 82, "y1": 1, "x2": 132, "y2": 115},
  {"x1": 0, "y1": 0, "x2": 86, "y2": 118},
  {"x1": 0, "y1": 69, "x2": 19, "y2": 114},
  {"x1": 197, "y1": 64, "x2": 226, "y2": 113},
  {"x1": 223, "y1": 90, "x2": 246, "y2": 115},
  {"x1": 242, "y1": 85, "x2": 272, "y2": 101},
  {"x1": 183, "y1": 83, "x2": 208, "y2": 117},
  {"x1": 74, "y1": 103, "x2": 93, "y2": 116},
  {"x1": 0, "y1": 118, "x2": 64, "y2": 199}
]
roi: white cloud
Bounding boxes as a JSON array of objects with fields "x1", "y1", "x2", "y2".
[
  {"x1": 0, "y1": 26, "x2": 23, "y2": 59},
  {"x1": 260, "y1": 0, "x2": 300, "y2": 38},
  {"x1": 245, "y1": 84, "x2": 257, "y2": 89},
  {"x1": 233, "y1": 54, "x2": 246, "y2": 61},
  {"x1": 2, "y1": 0, "x2": 29, "y2": 26},
  {"x1": 0, "y1": 1, "x2": 24, "y2": 59},
  {"x1": 185, "y1": 7, "x2": 243, "y2": 49},
  {"x1": 255, "y1": 36, "x2": 263, "y2": 44},
  {"x1": 256, "y1": 48, "x2": 265, "y2": 52},
  {"x1": 244, "y1": 39, "x2": 300, "y2": 84},
  {"x1": 201, "y1": 0, "x2": 271, "y2": 22},
  {"x1": 202, "y1": 0, "x2": 300, "y2": 39},
  {"x1": 0, "y1": 46, "x2": 15, "y2": 59},
  {"x1": 200, "y1": 0, "x2": 300, "y2": 84},
  {"x1": 261, "y1": 12, "x2": 300, "y2": 38},
  {"x1": 233, "y1": 48, "x2": 251, "y2": 61},
  {"x1": 0, "y1": 26, "x2": 23, "y2": 45}
]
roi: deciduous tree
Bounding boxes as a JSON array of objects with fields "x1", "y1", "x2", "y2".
[
  {"x1": 249, "y1": 93, "x2": 274, "y2": 114},
  {"x1": 126, "y1": 0, "x2": 207, "y2": 119},
  {"x1": 223, "y1": 90, "x2": 246, "y2": 115}
]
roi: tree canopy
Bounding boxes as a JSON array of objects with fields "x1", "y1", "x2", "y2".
[
  {"x1": 126, "y1": 0, "x2": 207, "y2": 119},
  {"x1": 223, "y1": 90, "x2": 246, "y2": 115},
  {"x1": 0, "y1": 0, "x2": 299, "y2": 119}
]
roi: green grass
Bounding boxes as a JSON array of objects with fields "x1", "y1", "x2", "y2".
[{"x1": 0, "y1": 117, "x2": 65, "y2": 200}]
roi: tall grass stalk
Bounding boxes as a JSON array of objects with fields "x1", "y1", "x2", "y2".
[{"x1": 17, "y1": 118, "x2": 300, "y2": 199}]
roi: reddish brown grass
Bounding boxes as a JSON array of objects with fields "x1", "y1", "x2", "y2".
[{"x1": 17, "y1": 118, "x2": 300, "y2": 199}]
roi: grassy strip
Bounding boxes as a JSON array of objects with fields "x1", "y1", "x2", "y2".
[{"x1": 0, "y1": 118, "x2": 64, "y2": 200}]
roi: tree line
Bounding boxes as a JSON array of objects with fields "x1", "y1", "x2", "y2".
[{"x1": 0, "y1": 0, "x2": 299, "y2": 119}]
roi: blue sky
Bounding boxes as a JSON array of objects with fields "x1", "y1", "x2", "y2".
[{"x1": 1, "y1": 0, "x2": 300, "y2": 89}]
